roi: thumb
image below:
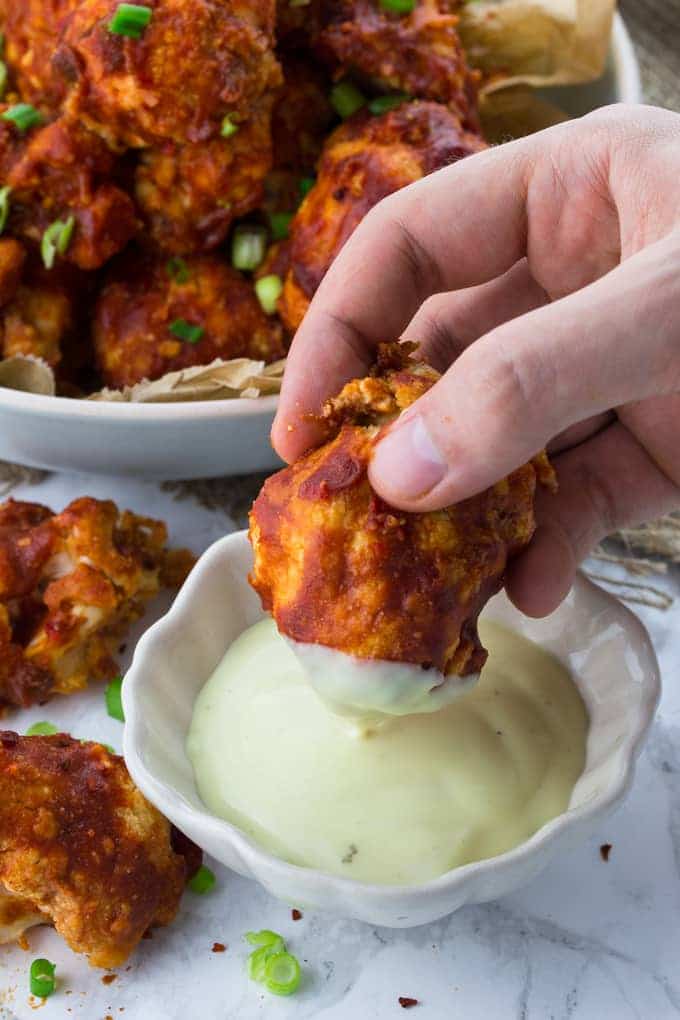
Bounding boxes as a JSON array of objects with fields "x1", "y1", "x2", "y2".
[{"x1": 368, "y1": 234, "x2": 680, "y2": 510}]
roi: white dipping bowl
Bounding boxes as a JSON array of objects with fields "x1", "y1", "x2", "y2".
[{"x1": 123, "y1": 530, "x2": 659, "y2": 928}]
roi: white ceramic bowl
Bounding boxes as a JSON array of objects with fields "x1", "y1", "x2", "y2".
[
  {"x1": 0, "y1": 14, "x2": 641, "y2": 481},
  {"x1": 123, "y1": 530, "x2": 660, "y2": 928}
]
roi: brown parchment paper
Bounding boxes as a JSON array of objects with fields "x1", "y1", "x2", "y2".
[{"x1": 459, "y1": 0, "x2": 617, "y2": 93}]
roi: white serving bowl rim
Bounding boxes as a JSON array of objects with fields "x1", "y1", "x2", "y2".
[{"x1": 123, "y1": 530, "x2": 660, "y2": 915}]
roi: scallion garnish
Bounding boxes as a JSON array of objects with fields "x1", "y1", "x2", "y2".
[
  {"x1": 41, "y1": 215, "x2": 75, "y2": 269},
  {"x1": 108, "y1": 3, "x2": 153, "y2": 38},
  {"x1": 269, "y1": 211, "x2": 293, "y2": 241},
  {"x1": 231, "y1": 224, "x2": 267, "y2": 271},
  {"x1": 188, "y1": 865, "x2": 216, "y2": 894},
  {"x1": 245, "y1": 931, "x2": 301, "y2": 996},
  {"x1": 299, "y1": 176, "x2": 315, "y2": 199},
  {"x1": 105, "y1": 675, "x2": 125, "y2": 722},
  {"x1": 254, "y1": 274, "x2": 282, "y2": 315},
  {"x1": 0, "y1": 186, "x2": 10, "y2": 235},
  {"x1": 368, "y1": 93, "x2": 409, "y2": 115},
  {"x1": 169, "y1": 318, "x2": 204, "y2": 344},
  {"x1": 1, "y1": 103, "x2": 43, "y2": 133},
  {"x1": 221, "y1": 115, "x2": 239, "y2": 138},
  {"x1": 265, "y1": 952, "x2": 301, "y2": 996},
  {"x1": 29, "y1": 958, "x2": 56, "y2": 999},
  {"x1": 379, "y1": 0, "x2": 416, "y2": 12},
  {"x1": 330, "y1": 81, "x2": 366, "y2": 119},
  {"x1": 166, "y1": 256, "x2": 190, "y2": 283},
  {"x1": 26, "y1": 721, "x2": 58, "y2": 736}
]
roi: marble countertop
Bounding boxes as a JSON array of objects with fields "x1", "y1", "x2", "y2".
[{"x1": 0, "y1": 469, "x2": 678, "y2": 1020}]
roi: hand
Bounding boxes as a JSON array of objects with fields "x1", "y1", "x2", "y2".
[{"x1": 272, "y1": 105, "x2": 680, "y2": 617}]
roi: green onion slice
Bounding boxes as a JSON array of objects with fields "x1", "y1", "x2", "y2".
[
  {"x1": 269, "y1": 211, "x2": 293, "y2": 241},
  {"x1": 221, "y1": 115, "x2": 239, "y2": 138},
  {"x1": 330, "y1": 81, "x2": 366, "y2": 119},
  {"x1": 245, "y1": 929, "x2": 285, "y2": 949},
  {"x1": 0, "y1": 63, "x2": 8, "y2": 100},
  {"x1": 168, "y1": 318, "x2": 204, "y2": 344},
  {"x1": 298, "y1": 176, "x2": 315, "y2": 199},
  {"x1": 188, "y1": 865, "x2": 216, "y2": 894},
  {"x1": 1, "y1": 103, "x2": 43, "y2": 133},
  {"x1": 0, "y1": 186, "x2": 10, "y2": 235},
  {"x1": 379, "y1": 0, "x2": 416, "y2": 12},
  {"x1": 30, "y1": 958, "x2": 56, "y2": 999},
  {"x1": 166, "y1": 256, "x2": 190, "y2": 283},
  {"x1": 109, "y1": 3, "x2": 153, "y2": 38},
  {"x1": 41, "y1": 215, "x2": 75, "y2": 269},
  {"x1": 368, "y1": 93, "x2": 409, "y2": 115},
  {"x1": 231, "y1": 224, "x2": 267, "y2": 272},
  {"x1": 26, "y1": 721, "x2": 58, "y2": 736},
  {"x1": 254, "y1": 274, "x2": 282, "y2": 315},
  {"x1": 105, "y1": 675, "x2": 125, "y2": 722},
  {"x1": 264, "y1": 952, "x2": 301, "y2": 996}
]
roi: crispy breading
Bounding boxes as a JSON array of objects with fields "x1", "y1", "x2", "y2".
[
  {"x1": 316, "y1": 0, "x2": 479, "y2": 129},
  {"x1": 0, "y1": 497, "x2": 194, "y2": 711},
  {"x1": 0, "y1": 115, "x2": 138, "y2": 271},
  {"x1": 250, "y1": 343, "x2": 556, "y2": 677},
  {"x1": 2, "y1": 0, "x2": 77, "y2": 111},
  {"x1": 0, "y1": 239, "x2": 26, "y2": 308},
  {"x1": 279, "y1": 101, "x2": 486, "y2": 332},
  {"x1": 0, "y1": 731, "x2": 200, "y2": 967},
  {"x1": 55, "y1": 0, "x2": 282, "y2": 149},
  {"x1": 93, "y1": 250, "x2": 286, "y2": 388},
  {"x1": 134, "y1": 96, "x2": 276, "y2": 255}
]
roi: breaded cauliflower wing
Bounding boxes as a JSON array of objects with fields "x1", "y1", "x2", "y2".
[{"x1": 250, "y1": 343, "x2": 555, "y2": 678}]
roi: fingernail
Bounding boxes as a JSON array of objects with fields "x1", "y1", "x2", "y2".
[{"x1": 371, "y1": 415, "x2": 446, "y2": 500}]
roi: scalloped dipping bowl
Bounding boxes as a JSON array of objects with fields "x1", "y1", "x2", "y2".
[{"x1": 123, "y1": 530, "x2": 660, "y2": 927}]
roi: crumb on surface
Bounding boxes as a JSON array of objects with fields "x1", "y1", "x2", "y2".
[
  {"x1": 600, "y1": 843, "x2": 613, "y2": 862},
  {"x1": 291, "y1": 909, "x2": 302, "y2": 921}
]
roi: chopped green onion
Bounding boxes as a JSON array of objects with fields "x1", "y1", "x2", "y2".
[
  {"x1": 330, "y1": 81, "x2": 366, "y2": 119},
  {"x1": 269, "y1": 211, "x2": 293, "y2": 241},
  {"x1": 231, "y1": 224, "x2": 267, "y2": 272},
  {"x1": 245, "y1": 930, "x2": 285, "y2": 948},
  {"x1": 41, "y1": 215, "x2": 75, "y2": 269},
  {"x1": 299, "y1": 176, "x2": 315, "y2": 199},
  {"x1": 108, "y1": 3, "x2": 153, "y2": 38},
  {"x1": 221, "y1": 115, "x2": 239, "y2": 138},
  {"x1": 169, "y1": 318, "x2": 204, "y2": 344},
  {"x1": 0, "y1": 63, "x2": 7, "y2": 100},
  {"x1": 29, "y1": 958, "x2": 56, "y2": 999},
  {"x1": 105, "y1": 675, "x2": 125, "y2": 722},
  {"x1": 254, "y1": 274, "x2": 282, "y2": 315},
  {"x1": 1, "y1": 103, "x2": 43, "y2": 133},
  {"x1": 265, "y1": 952, "x2": 301, "y2": 996},
  {"x1": 379, "y1": 0, "x2": 416, "y2": 12},
  {"x1": 0, "y1": 186, "x2": 11, "y2": 235},
  {"x1": 166, "y1": 256, "x2": 190, "y2": 283},
  {"x1": 368, "y1": 93, "x2": 409, "y2": 115},
  {"x1": 26, "y1": 721, "x2": 58, "y2": 736},
  {"x1": 188, "y1": 865, "x2": 216, "y2": 894}
]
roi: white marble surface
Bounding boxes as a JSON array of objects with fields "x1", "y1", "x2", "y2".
[{"x1": 0, "y1": 470, "x2": 679, "y2": 1020}]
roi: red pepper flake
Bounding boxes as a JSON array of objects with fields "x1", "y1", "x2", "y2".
[
  {"x1": 101, "y1": 974, "x2": 117, "y2": 985},
  {"x1": 399, "y1": 997, "x2": 419, "y2": 1008},
  {"x1": 600, "y1": 843, "x2": 612, "y2": 862},
  {"x1": 211, "y1": 942, "x2": 226, "y2": 953},
  {"x1": 291, "y1": 909, "x2": 302, "y2": 921}
]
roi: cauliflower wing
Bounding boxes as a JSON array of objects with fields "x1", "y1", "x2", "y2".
[
  {"x1": 250, "y1": 343, "x2": 555, "y2": 678},
  {"x1": 0, "y1": 731, "x2": 200, "y2": 967}
]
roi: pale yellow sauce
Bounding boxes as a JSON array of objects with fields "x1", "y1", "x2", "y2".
[{"x1": 187, "y1": 618, "x2": 588, "y2": 885}]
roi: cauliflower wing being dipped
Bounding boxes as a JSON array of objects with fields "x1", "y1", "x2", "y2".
[
  {"x1": 55, "y1": 0, "x2": 282, "y2": 150},
  {"x1": 0, "y1": 497, "x2": 194, "y2": 711},
  {"x1": 316, "y1": 0, "x2": 480, "y2": 129},
  {"x1": 93, "y1": 250, "x2": 286, "y2": 388},
  {"x1": 278, "y1": 101, "x2": 486, "y2": 332},
  {"x1": 250, "y1": 343, "x2": 556, "y2": 717},
  {"x1": 0, "y1": 731, "x2": 201, "y2": 967}
]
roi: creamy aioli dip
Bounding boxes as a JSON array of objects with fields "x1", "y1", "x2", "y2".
[{"x1": 187, "y1": 618, "x2": 588, "y2": 885}]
